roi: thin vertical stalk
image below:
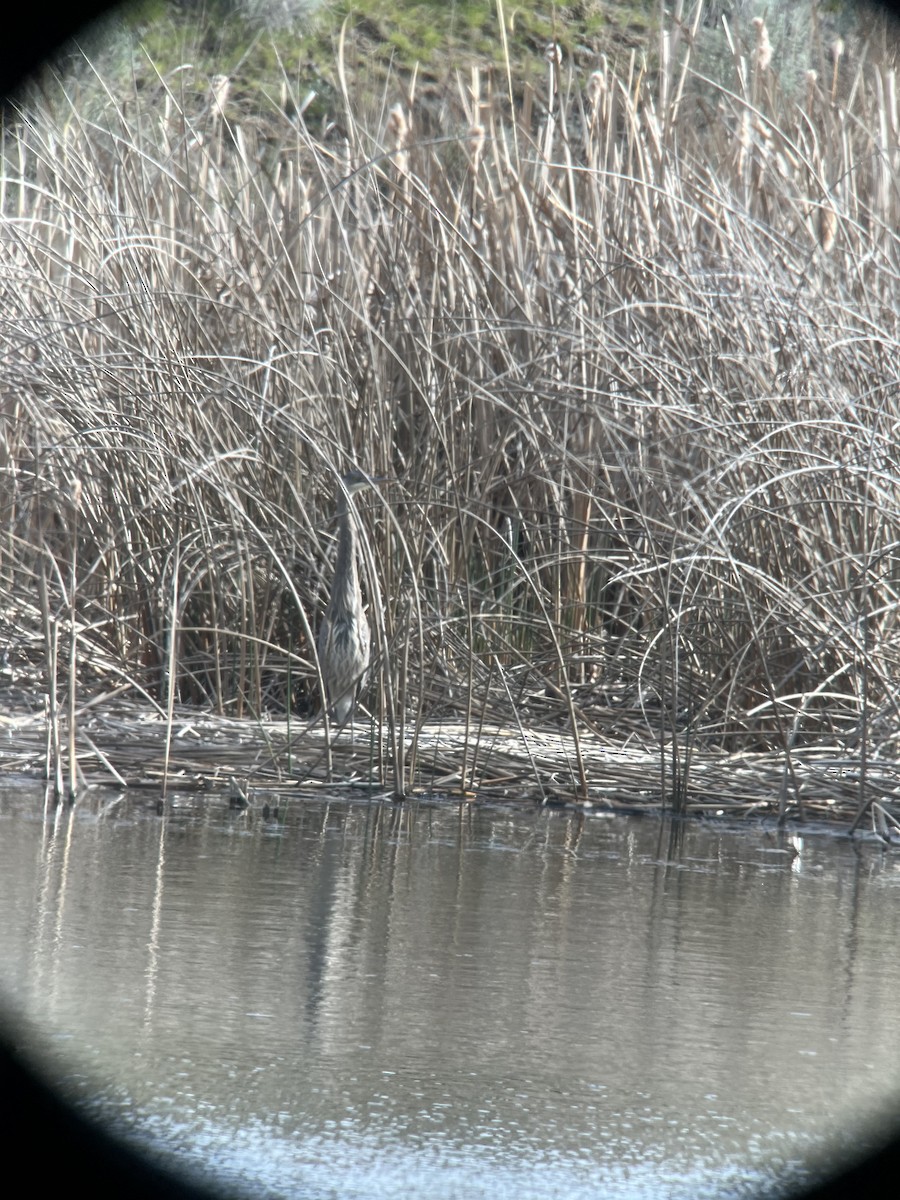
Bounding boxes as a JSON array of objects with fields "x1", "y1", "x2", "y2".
[{"x1": 161, "y1": 541, "x2": 181, "y2": 804}]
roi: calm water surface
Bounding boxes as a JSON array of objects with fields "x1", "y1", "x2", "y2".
[{"x1": 1, "y1": 784, "x2": 900, "y2": 1199}]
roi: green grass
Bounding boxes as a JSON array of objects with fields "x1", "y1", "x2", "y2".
[{"x1": 73, "y1": 0, "x2": 657, "y2": 121}]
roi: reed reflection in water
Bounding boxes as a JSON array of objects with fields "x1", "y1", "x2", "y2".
[{"x1": 1, "y1": 788, "x2": 899, "y2": 1199}]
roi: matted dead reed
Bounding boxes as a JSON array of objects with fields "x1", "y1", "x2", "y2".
[{"x1": 1, "y1": 5, "x2": 898, "y2": 827}]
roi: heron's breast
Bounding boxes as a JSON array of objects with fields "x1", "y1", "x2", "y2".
[{"x1": 324, "y1": 614, "x2": 369, "y2": 658}]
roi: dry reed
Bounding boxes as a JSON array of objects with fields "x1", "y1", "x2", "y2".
[{"x1": 0, "y1": 4, "x2": 898, "y2": 824}]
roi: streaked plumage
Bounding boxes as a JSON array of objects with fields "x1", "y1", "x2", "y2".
[{"x1": 317, "y1": 470, "x2": 381, "y2": 730}]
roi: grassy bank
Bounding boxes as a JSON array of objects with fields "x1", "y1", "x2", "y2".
[{"x1": 1, "y1": 2, "x2": 899, "y2": 822}]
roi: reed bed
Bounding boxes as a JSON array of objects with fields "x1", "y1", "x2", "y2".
[{"x1": 1, "y1": 3, "x2": 899, "y2": 826}]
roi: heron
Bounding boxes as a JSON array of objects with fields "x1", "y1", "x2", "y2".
[{"x1": 317, "y1": 469, "x2": 384, "y2": 737}]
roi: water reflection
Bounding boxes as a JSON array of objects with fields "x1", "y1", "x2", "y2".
[{"x1": 1, "y1": 787, "x2": 899, "y2": 1199}]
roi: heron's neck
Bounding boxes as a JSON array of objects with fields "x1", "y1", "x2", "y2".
[{"x1": 334, "y1": 494, "x2": 360, "y2": 600}]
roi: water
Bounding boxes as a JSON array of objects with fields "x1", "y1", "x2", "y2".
[{"x1": 2, "y1": 784, "x2": 900, "y2": 1198}]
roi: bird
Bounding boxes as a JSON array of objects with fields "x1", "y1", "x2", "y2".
[{"x1": 317, "y1": 469, "x2": 384, "y2": 737}]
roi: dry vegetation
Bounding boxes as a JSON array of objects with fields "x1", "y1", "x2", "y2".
[{"x1": 1, "y1": 2, "x2": 899, "y2": 827}]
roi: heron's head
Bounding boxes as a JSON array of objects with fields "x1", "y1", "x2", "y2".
[{"x1": 340, "y1": 469, "x2": 387, "y2": 496}]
